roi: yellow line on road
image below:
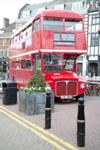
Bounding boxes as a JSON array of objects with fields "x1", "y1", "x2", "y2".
[
  {"x1": 0, "y1": 106, "x2": 79, "y2": 150},
  {"x1": 0, "y1": 109, "x2": 66, "y2": 150}
]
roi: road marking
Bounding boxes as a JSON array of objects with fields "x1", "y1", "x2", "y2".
[
  {"x1": 0, "y1": 106, "x2": 79, "y2": 150},
  {"x1": 0, "y1": 109, "x2": 66, "y2": 150}
]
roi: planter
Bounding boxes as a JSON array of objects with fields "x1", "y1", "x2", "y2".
[
  {"x1": 18, "y1": 91, "x2": 35, "y2": 115},
  {"x1": 18, "y1": 90, "x2": 55, "y2": 115},
  {"x1": 34, "y1": 92, "x2": 55, "y2": 114},
  {"x1": 34, "y1": 92, "x2": 46, "y2": 114}
]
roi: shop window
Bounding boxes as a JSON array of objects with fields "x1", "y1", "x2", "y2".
[{"x1": 34, "y1": 19, "x2": 40, "y2": 31}]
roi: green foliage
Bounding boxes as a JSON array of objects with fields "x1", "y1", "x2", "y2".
[{"x1": 27, "y1": 69, "x2": 46, "y2": 92}]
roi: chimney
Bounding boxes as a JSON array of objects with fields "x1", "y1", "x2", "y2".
[{"x1": 3, "y1": 18, "x2": 9, "y2": 29}]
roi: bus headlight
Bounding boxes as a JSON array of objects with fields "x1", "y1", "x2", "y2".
[{"x1": 80, "y1": 83, "x2": 85, "y2": 89}]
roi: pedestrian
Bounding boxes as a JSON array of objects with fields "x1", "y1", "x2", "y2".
[{"x1": 2, "y1": 61, "x2": 7, "y2": 79}]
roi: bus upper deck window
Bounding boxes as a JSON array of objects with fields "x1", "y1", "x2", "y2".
[
  {"x1": 65, "y1": 21, "x2": 82, "y2": 31},
  {"x1": 34, "y1": 19, "x2": 40, "y2": 31},
  {"x1": 44, "y1": 19, "x2": 63, "y2": 30}
]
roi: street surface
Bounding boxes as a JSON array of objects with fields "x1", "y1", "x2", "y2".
[
  {"x1": 0, "y1": 95, "x2": 100, "y2": 150},
  {"x1": 0, "y1": 112, "x2": 57, "y2": 150}
]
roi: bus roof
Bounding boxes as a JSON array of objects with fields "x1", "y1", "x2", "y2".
[
  {"x1": 35, "y1": 9, "x2": 83, "y2": 20},
  {"x1": 11, "y1": 9, "x2": 83, "y2": 38}
]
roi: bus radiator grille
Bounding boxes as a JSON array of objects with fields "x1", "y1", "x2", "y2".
[
  {"x1": 56, "y1": 81, "x2": 77, "y2": 96},
  {"x1": 67, "y1": 81, "x2": 77, "y2": 95},
  {"x1": 56, "y1": 81, "x2": 66, "y2": 96}
]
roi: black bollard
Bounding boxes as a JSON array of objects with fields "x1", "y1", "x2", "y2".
[
  {"x1": 77, "y1": 94, "x2": 85, "y2": 147},
  {"x1": 45, "y1": 92, "x2": 51, "y2": 129}
]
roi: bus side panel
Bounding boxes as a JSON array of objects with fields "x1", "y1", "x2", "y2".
[
  {"x1": 32, "y1": 32, "x2": 41, "y2": 49},
  {"x1": 42, "y1": 31, "x2": 53, "y2": 49},
  {"x1": 76, "y1": 32, "x2": 87, "y2": 50}
]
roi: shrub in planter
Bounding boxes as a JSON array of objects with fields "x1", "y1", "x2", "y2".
[
  {"x1": 28, "y1": 69, "x2": 46, "y2": 92},
  {"x1": 18, "y1": 69, "x2": 54, "y2": 115}
]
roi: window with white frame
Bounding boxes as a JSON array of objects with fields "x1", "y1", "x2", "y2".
[
  {"x1": 92, "y1": 13, "x2": 99, "y2": 25},
  {"x1": 91, "y1": 33, "x2": 99, "y2": 46},
  {"x1": 22, "y1": 10, "x2": 30, "y2": 18}
]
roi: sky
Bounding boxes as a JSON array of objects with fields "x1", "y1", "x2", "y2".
[{"x1": 0, "y1": 0, "x2": 52, "y2": 28}]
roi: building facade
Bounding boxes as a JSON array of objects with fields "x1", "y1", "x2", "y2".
[
  {"x1": 0, "y1": 18, "x2": 15, "y2": 78},
  {"x1": 87, "y1": 2, "x2": 100, "y2": 76}
]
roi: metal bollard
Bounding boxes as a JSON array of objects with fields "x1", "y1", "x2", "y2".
[
  {"x1": 77, "y1": 94, "x2": 85, "y2": 147},
  {"x1": 45, "y1": 92, "x2": 51, "y2": 129}
]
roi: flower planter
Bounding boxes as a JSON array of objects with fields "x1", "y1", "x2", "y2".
[
  {"x1": 18, "y1": 90, "x2": 55, "y2": 115},
  {"x1": 34, "y1": 92, "x2": 55, "y2": 114},
  {"x1": 34, "y1": 92, "x2": 46, "y2": 114},
  {"x1": 18, "y1": 90, "x2": 35, "y2": 115}
]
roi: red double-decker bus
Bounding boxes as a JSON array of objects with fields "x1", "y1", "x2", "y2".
[{"x1": 9, "y1": 9, "x2": 87, "y2": 100}]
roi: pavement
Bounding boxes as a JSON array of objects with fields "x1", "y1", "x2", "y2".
[{"x1": 0, "y1": 94, "x2": 100, "y2": 150}]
